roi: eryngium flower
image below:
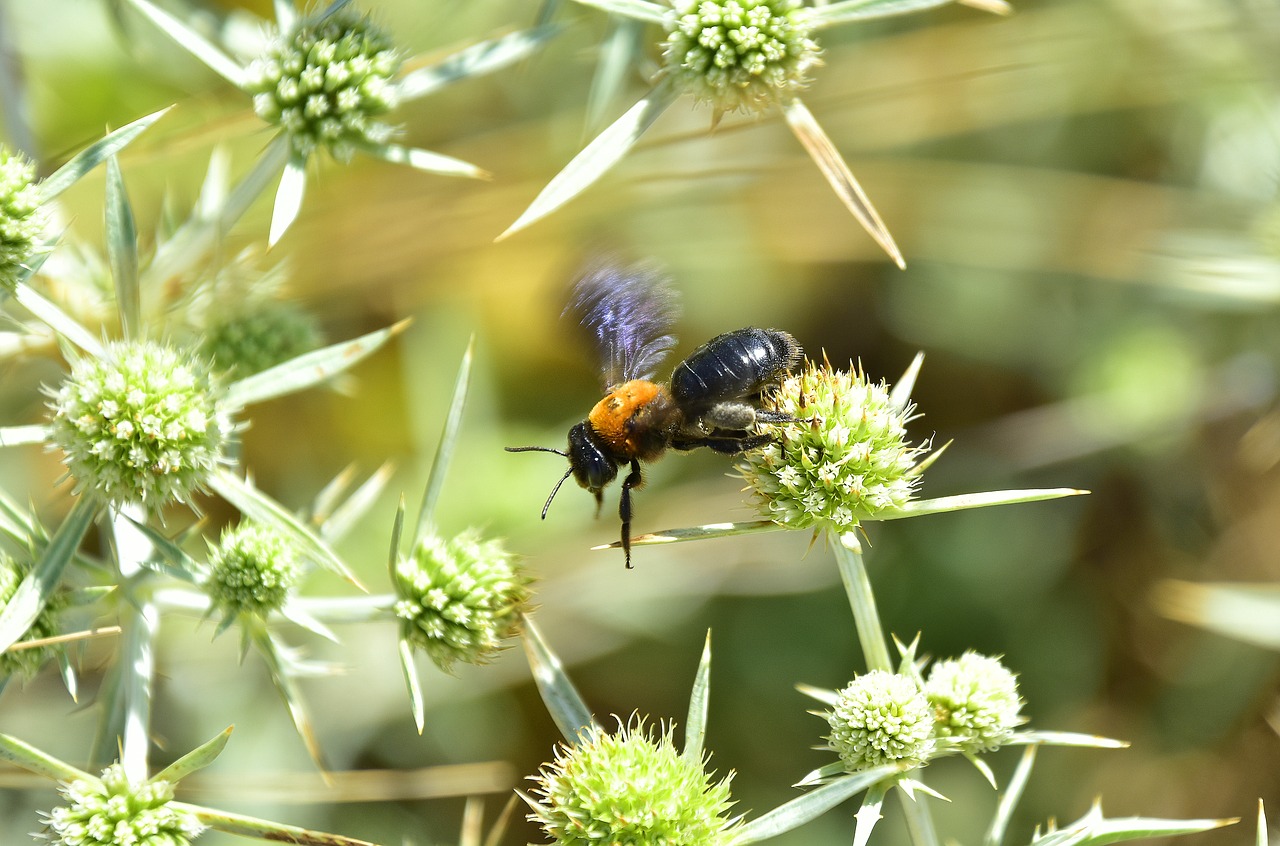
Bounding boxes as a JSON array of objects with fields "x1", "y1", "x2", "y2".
[
  {"x1": 206, "y1": 522, "x2": 301, "y2": 619},
  {"x1": 44, "y1": 763, "x2": 205, "y2": 846},
  {"x1": 926, "y1": 652, "x2": 1023, "y2": 754},
  {"x1": 0, "y1": 146, "x2": 42, "y2": 293},
  {"x1": 529, "y1": 720, "x2": 737, "y2": 846},
  {"x1": 245, "y1": 7, "x2": 402, "y2": 161},
  {"x1": 663, "y1": 0, "x2": 820, "y2": 114},
  {"x1": 0, "y1": 552, "x2": 63, "y2": 679},
  {"x1": 739, "y1": 361, "x2": 927, "y2": 533},
  {"x1": 826, "y1": 670, "x2": 935, "y2": 771},
  {"x1": 47, "y1": 341, "x2": 231, "y2": 506},
  {"x1": 201, "y1": 298, "x2": 322, "y2": 376},
  {"x1": 393, "y1": 530, "x2": 530, "y2": 672}
]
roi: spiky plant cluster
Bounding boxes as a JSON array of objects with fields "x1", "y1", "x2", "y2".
[
  {"x1": 825, "y1": 670, "x2": 936, "y2": 771},
  {"x1": 200, "y1": 298, "x2": 322, "y2": 377},
  {"x1": 0, "y1": 552, "x2": 63, "y2": 679},
  {"x1": 43, "y1": 764, "x2": 205, "y2": 846},
  {"x1": 926, "y1": 651, "x2": 1023, "y2": 753},
  {"x1": 0, "y1": 145, "x2": 42, "y2": 293},
  {"x1": 206, "y1": 522, "x2": 301, "y2": 619}
]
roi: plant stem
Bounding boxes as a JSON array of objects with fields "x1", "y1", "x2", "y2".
[
  {"x1": 831, "y1": 531, "x2": 892, "y2": 673},
  {"x1": 113, "y1": 504, "x2": 158, "y2": 782},
  {"x1": 901, "y1": 792, "x2": 942, "y2": 846}
]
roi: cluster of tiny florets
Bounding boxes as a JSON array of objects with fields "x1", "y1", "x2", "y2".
[
  {"x1": 201, "y1": 298, "x2": 322, "y2": 377},
  {"x1": 0, "y1": 552, "x2": 63, "y2": 679},
  {"x1": 46, "y1": 341, "x2": 231, "y2": 507},
  {"x1": 826, "y1": 670, "x2": 935, "y2": 772},
  {"x1": 392, "y1": 530, "x2": 531, "y2": 672},
  {"x1": 739, "y1": 361, "x2": 926, "y2": 534},
  {"x1": 0, "y1": 145, "x2": 43, "y2": 293},
  {"x1": 529, "y1": 720, "x2": 737, "y2": 846},
  {"x1": 206, "y1": 522, "x2": 301, "y2": 619},
  {"x1": 663, "y1": 0, "x2": 820, "y2": 114},
  {"x1": 43, "y1": 764, "x2": 205, "y2": 846},
  {"x1": 925, "y1": 652, "x2": 1023, "y2": 753},
  {"x1": 245, "y1": 7, "x2": 402, "y2": 161}
]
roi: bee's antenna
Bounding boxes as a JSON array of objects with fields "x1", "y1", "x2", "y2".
[
  {"x1": 505, "y1": 445, "x2": 568, "y2": 457},
  {"x1": 541, "y1": 468, "x2": 574, "y2": 519}
]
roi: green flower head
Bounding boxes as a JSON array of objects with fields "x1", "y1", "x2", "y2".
[
  {"x1": 826, "y1": 670, "x2": 935, "y2": 772},
  {"x1": 246, "y1": 6, "x2": 402, "y2": 161},
  {"x1": 663, "y1": 0, "x2": 820, "y2": 114},
  {"x1": 529, "y1": 719, "x2": 737, "y2": 846},
  {"x1": 0, "y1": 552, "x2": 64, "y2": 680},
  {"x1": 201, "y1": 297, "x2": 322, "y2": 377},
  {"x1": 739, "y1": 360, "x2": 927, "y2": 534},
  {"x1": 926, "y1": 652, "x2": 1023, "y2": 754},
  {"x1": 393, "y1": 530, "x2": 531, "y2": 672},
  {"x1": 46, "y1": 341, "x2": 232, "y2": 507},
  {"x1": 43, "y1": 763, "x2": 205, "y2": 846},
  {"x1": 0, "y1": 145, "x2": 43, "y2": 294},
  {"x1": 206, "y1": 522, "x2": 301, "y2": 619}
]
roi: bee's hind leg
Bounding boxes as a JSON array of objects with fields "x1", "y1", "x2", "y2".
[{"x1": 618, "y1": 459, "x2": 643, "y2": 569}]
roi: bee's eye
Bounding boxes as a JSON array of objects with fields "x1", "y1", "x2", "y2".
[{"x1": 568, "y1": 423, "x2": 617, "y2": 492}]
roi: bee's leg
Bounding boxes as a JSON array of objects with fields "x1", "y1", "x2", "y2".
[
  {"x1": 672, "y1": 433, "x2": 774, "y2": 454},
  {"x1": 618, "y1": 459, "x2": 643, "y2": 569}
]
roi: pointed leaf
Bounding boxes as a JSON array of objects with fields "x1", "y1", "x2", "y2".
[
  {"x1": 732, "y1": 765, "x2": 906, "y2": 845},
  {"x1": 225, "y1": 319, "x2": 409, "y2": 409},
  {"x1": 105, "y1": 156, "x2": 140, "y2": 340},
  {"x1": 269, "y1": 155, "x2": 307, "y2": 246},
  {"x1": 416, "y1": 337, "x2": 474, "y2": 539},
  {"x1": 121, "y1": 516, "x2": 204, "y2": 583},
  {"x1": 683, "y1": 631, "x2": 712, "y2": 763},
  {"x1": 783, "y1": 97, "x2": 904, "y2": 269},
  {"x1": 854, "y1": 783, "x2": 890, "y2": 846},
  {"x1": 250, "y1": 626, "x2": 328, "y2": 771},
  {"x1": 1256, "y1": 801, "x2": 1267, "y2": 846},
  {"x1": 279, "y1": 603, "x2": 340, "y2": 644},
  {"x1": 38, "y1": 106, "x2": 172, "y2": 203},
  {"x1": 178, "y1": 802, "x2": 380, "y2": 846},
  {"x1": 565, "y1": 0, "x2": 667, "y2": 23},
  {"x1": 522, "y1": 615, "x2": 596, "y2": 743},
  {"x1": 796, "y1": 761, "x2": 854, "y2": 787},
  {"x1": 209, "y1": 468, "x2": 363, "y2": 589},
  {"x1": 124, "y1": 0, "x2": 247, "y2": 86},
  {"x1": 1153, "y1": 580, "x2": 1280, "y2": 650},
  {"x1": 0, "y1": 733, "x2": 95, "y2": 783},
  {"x1": 58, "y1": 650, "x2": 79, "y2": 701},
  {"x1": 890, "y1": 352, "x2": 925, "y2": 410},
  {"x1": 595, "y1": 519, "x2": 782, "y2": 549},
  {"x1": 796, "y1": 682, "x2": 839, "y2": 707},
  {"x1": 878, "y1": 488, "x2": 1090, "y2": 520},
  {"x1": 0, "y1": 495, "x2": 97, "y2": 653},
  {"x1": 273, "y1": 0, "x2": 299, "y2": 32},
  {"x1": 0, "y1": 424, "x2": 48, "y2": 447},
  {"x1": 585, "y1": 17, "x2": 646, "y2": 135},
  {"x1": 13, "y1": 275, "x2": 104, "y2": 356},
  {"x1": 985, "y1": 745, "x2": 1037, "y2": 846},
  {"x1": 498, "y1": 79, "x2": 679, "y2": 240},
  {"x1": 357, "y1": 142, "x2": 487, "y2": 180},
  {"x1": 389, "y1": 495, "x2": 406, "y2": 575},
  {"x1": 396, "y1": 24, "x2": 564, "y2": 102},
  {"x1": 319, "y1": 462, "x2": 395, "y2": 544},
  {"x1": 152, "y1": 727, "x2": 233, "y2": 784},
  {"x1": 1007, "y1": 730, "x2": 1128, "y2": 749},
  {"x1": 399, "y1": 636, "x2": 426, "y2": 734}
]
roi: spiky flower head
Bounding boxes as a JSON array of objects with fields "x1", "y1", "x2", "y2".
[
  {"x1": 529, "y1": 719, "x2": 737, "y2": 846},
  {"x1": 0, "y1": 552, "x2": 64, "y2": 679},
  {"x1": 206, "y1": 522, "x2": 301, "y2": 619},
  {"x1": 43, "y1": 763, "x2": 205, "y2": 846},
  {"x1": 46, "y1": 341, "x2": 231, "y2": 507},
  {"x1": 201, "y1": 298, "x2": 322, "y2": 377},
  {"x1": 0, "y1": 145, "x2": 43, "y2": 294},
  {"x1": 926, "y1": 652, "x2": 1023, "y2": 754},
  {"x1": 245, "y1": 6, "x2": 402, "y2": 161},
  {"x1": 826, "y1": 670, "x2": 935, "y2": 772},
  {"x1": 393, "y1": 530, "x2": 531, "y2": 672},
  {"x1": 739, "y1": 360, "x2": 927, "y2": 534},
  {"x1": 663, "y1": 0, "x2": 820, "y2": 114}
]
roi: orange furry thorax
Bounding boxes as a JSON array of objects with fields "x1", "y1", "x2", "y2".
[{"x1": 587, "y1": 380, "x2": 670, "y2": 458}]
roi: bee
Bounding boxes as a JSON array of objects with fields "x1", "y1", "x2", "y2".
[{"x1": 506, "y1": 258, "x2": 803, "y2": 567}]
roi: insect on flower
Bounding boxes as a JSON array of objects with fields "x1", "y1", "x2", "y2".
[{"x1": 507, "y1": 258, "x2": 803, "y2": 567}]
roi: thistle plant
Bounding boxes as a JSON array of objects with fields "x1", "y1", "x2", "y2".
[
  {"x1": 0, "y1": 146, "x2": 43, "y2": 294},
  {"x1": 502, "y1": 0, "x2": 1013, "y2": 265}
]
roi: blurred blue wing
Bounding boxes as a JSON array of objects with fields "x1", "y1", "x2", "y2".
[{"x1": 565, "y1": 258, "x2": 680, "y2": 389}]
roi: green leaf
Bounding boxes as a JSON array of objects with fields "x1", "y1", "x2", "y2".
[
  {"x1": 1256, "y1": 802, "x2": 1267, "y2": 846},
  {"x1": 1153, "y1": 580, "x2": 1280, "y2": 650},
  {"x1": 124, "y1": 0, "x2": 247, "y2": 87},
  {"x1": 1028, "y1": 803, "x2": 1237, "y2": 846},
  {"x1": 498, "y1": 78, "x2": 680, "y2": 241},
  {"x1": 225, "y1": 319, "x2": 409, "y2": 409},
  {"x1": 249, "y1": 625, "x2": 328, "y2": 771},
  {"x1": 854, "y1": 782, "x2": 890, "y2": 846},
  {"x1": 273, "y1": 0, "x2": 298, "y2": 32},
  {"x1": 596, "y1": 519, "x2": 783, "y2": 549},
  {"x1": 878, "y1": 488, "x2": 1090, "y2": 520},
  {"x1": 357, "y1": 141, "x2": 488, "y2": 180},
  {"x1": 985, "y1": 745, "x2": 1038, "y2": 846},
  {"x1": 795, "y1": 682, "x2": 839, "y2": 707},
  {"x1": 0, "y1": 424, "x2": 47, "y2": 447},
  {"x1": 177, "y1": 801, "x2": 381, "y2": 846},
  {"x1": 278, "y1": 603, "x2": 339, "y2": 644},
  {"x1": 890, "y1": 352, "x2": 925, "y2": 411},
  {"x1": 152, "y1": 727, "x2": 233, "y2": 785},
  {"x1": 121, "y1": 517, "x2": 204, "y2": 584},
  {"x1": 105, "y1": 156, "x2": 140, "y2": 340},
  {"x1": 396, "y1": 24, "x2": 563, "y2": 102},
  {"x1": 209, "y1": 468, "x2": 363, "y2": 589},
  {"x1": 682, "y1": 631, "x2": 712, "y2": 763},
  {"x1": 399, "y1": 636, "x2": 426, "y2": 735},
  {"x1": 1007, "y1": 730, "x2": 1128, "y2": 749},
  {"x1": 522, "y1": 615, "x2": 597, "y2": 743},
  {"x1": 416, "y1": 337, "x2": 475, "y2": 539},
  {"x1": 38, "y1": 106, "x2": 172, "y2": 203},
  {"x1": 566, "y1": 0, "x2": 668, "y2": 24},
  {"x1": 585, "y1": 17, "x2": 645, "y2": 134},
  {"x1": 12, "y1": 261, "x2": 104, "y2": 356},
  {"x1": 318, "y1": 462, "x2": 395, "y2": 545},
  {"x1": 0, "y1": 732, "x2": 95, "y2": 783},
  {"x1": 782, "y1": 97, "x2": 904, "y2": 269},
  {"x1": 269, "y1": 155, "x2": 308, "y2": 247},
  {"x1": 731, "y1": 765, "x2": 906, "y2": 845},
  {"x1": 0, "y1": 495, "x2": 97, "y2": 653}
]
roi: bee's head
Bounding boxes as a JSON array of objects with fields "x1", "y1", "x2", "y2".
[{"x1": 505, "y1": 421, "x2": 618, "y2": 519}]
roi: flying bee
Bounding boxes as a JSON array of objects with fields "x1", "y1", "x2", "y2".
[{"x1": 506, "y1": 258, "x2": 803, "y2": 567}]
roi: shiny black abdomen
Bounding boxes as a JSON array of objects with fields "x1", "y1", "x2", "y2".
[{"x1": 670, "y1": 328, "x2": 801, "y2": 409}]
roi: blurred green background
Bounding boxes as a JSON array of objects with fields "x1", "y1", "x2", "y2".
[{"x1": 1, "y1": 0, "x2": 1278, "y2": 844}]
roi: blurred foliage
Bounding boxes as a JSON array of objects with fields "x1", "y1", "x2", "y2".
[{"x1": 1, "y1": 0, "x2": 1278, "y2": 844}]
